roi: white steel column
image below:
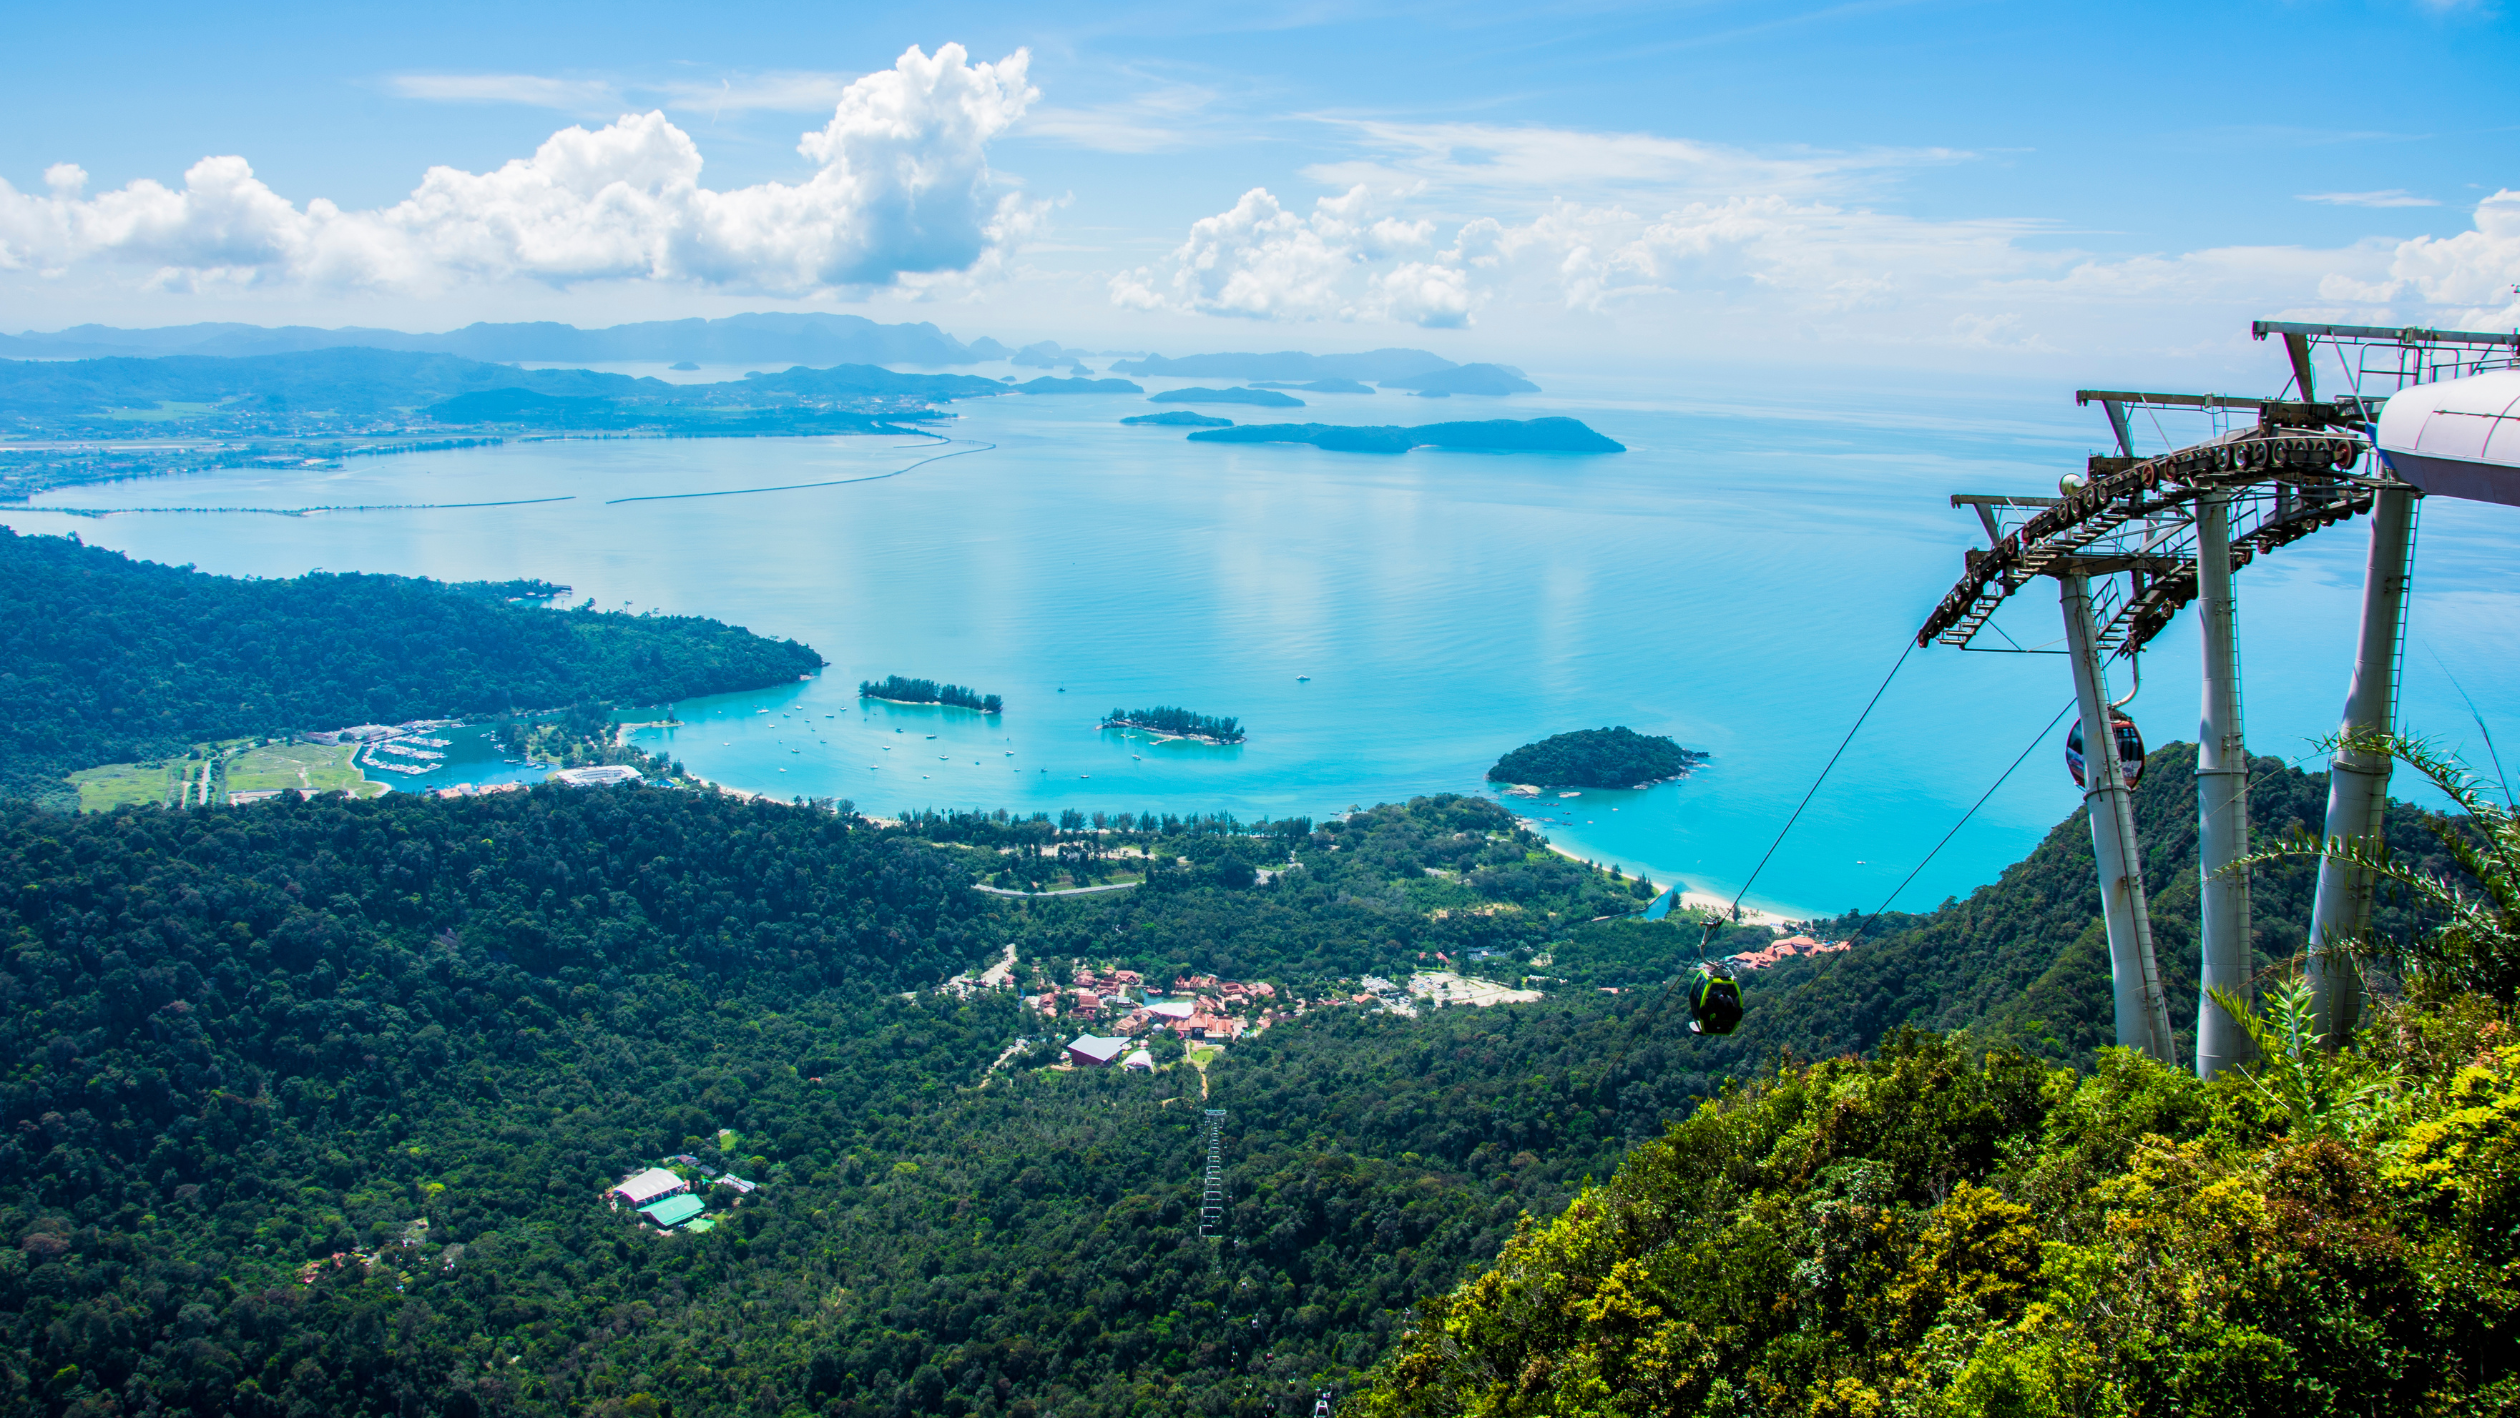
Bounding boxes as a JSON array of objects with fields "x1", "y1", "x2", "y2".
[
  {"x1": 2307, "y1": 487, "x2": 2417, "y2": 1043},
  {"x1": 2060, "y1": 571, "x2": 2175, "y2": 1063},
  {"x1": 2193, "y1": 492, "x2": 2253, "y2": 1078}
]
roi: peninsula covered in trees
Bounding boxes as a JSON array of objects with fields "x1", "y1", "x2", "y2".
[
  {"x1": 1188, "y1": 416, "x2": 1624, "y2": 455},
  {"x1": 1103, "y1": 705, "x2": 1246, "y2": 743},
  {"x1": 1488, "y1": 725, "x2": 1703, "y2": 788},
  {"x1": 1120, "y1": 411, "x2": 1233, "y2": 427},
  {"x1": 0, "y1": 528, "x2": 823, "y2": 806},
  {"x1": 859, "y1": 675, "x2": 1003, "y2": 713}
]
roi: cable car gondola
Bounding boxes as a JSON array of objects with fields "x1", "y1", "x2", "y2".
[
  {"x1": 1685, "y1": 965, "x2": 1742, "y2": 1035},
  {"x1": 2064, "y1": 713, "x2": 2146, "y2": 790}
]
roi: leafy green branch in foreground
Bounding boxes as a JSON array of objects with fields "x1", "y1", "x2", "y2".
[{"x1": 2232, "y1": 728, "x2": 2520, "y2": 1000}]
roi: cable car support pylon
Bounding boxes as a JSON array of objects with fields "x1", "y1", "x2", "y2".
[
  {"x1": 1919, "y1": 364, "x2": 2390, "y2": 1072},
  {"x1": 1198, "y1": 1108, "x2": 1226, "y2": 1237}
]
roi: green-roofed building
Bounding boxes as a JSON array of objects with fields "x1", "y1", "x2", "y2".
[{"x1": 639, "y1": 1194, "x2": 707, "y2": 1230}]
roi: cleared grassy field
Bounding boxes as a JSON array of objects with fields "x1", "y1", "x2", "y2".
[
  {"x1": 69, "y1": 760, "x2": 184, "y2": 812},
  {"x1": 225, "y1": 742, "x2": 382, "y2": 799},
  {"x1": 69, "y1": 740, "x2": 381, "y2": 812}
]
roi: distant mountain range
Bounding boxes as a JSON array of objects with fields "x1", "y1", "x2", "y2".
[
  {"x1": 1, "y1": 317, "x2": 1547, "y2": 397},
  {"x1": 0, "y1": 312, "x2": 1000, "y2": 367},
  {"x1": 0, "y1": 348, "x2": 1007, "y2": 438}
]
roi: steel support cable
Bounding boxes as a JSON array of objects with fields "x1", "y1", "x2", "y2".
[
  {"x1": 1593, "y1": 638, "x2": 1918, "y2": 1091},
  {"x1": 1837, "y1": 698, "x2": 2075, "y2": 949},
  {"x1": 1704, "y1": 637, "x2": 1919, "y2": 942},
  {"x1": 1595, "y1": 693, "x2": 2074, "y2": 1103}
]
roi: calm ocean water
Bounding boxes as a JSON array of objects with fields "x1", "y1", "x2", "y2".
[{"x1": 12, "y1": 368, "x2": 2518, "y2": 920}]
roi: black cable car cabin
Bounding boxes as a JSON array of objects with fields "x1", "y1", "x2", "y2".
[{"x1": 1687, "y1": 966, "x2": 1743, "y2": 1035}]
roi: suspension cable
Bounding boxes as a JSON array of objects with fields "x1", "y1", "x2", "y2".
[
  {"x1": 1832, "y1": 697, "x2": 2074, "y2": 951},
  {"x1": 1592, "y1": 639, "x2": 1919, "y2": 1090},
  {"x1": 1708, "y1": 639, "x2": 1917, "y2": 934},
  {"x1": 1597, "y1": 692, "x2": 2071, "y2": 1100}
]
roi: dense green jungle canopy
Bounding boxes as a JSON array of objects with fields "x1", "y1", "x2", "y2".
[
  {"x1": 0, "y1": 737, "x2": 2475, "y2": 1418},
  {"x1": 0, "y1": 530, "x2": 824, "y2": 806}
]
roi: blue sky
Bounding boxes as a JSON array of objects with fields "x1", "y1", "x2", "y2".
[{"x1": 1, "y1": 0, "x2": 2513, "y2": 379}]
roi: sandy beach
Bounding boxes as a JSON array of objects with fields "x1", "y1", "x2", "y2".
[{"x1": 1517, "y1": 826, "x2": 1799, "y2": 930}]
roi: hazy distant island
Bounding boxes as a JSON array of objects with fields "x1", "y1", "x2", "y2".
[
  {"x1": 669, "y1": 360, "x2": 701, "y2": 371},
  {"x1": 860, "y1": 675, "x2": 1002, "y2": 714},
  {"x1": 1384, "y1": 363, "x2": 1540, "y2": 396},
  {"x1": 1121, "y1": 411, "x2": 1234, "y2": 427},
  {"x1": 1111, "y1": 348, "x2": 1454, "y2": 382},
  {"x1": 1148, "y1": 386, "x2": 1307, "y2": 408},
  {"x1": 1251, "y1": 377, "x2": 1374, "y2": 394},
  {"x1": 1104, "y1": 705, "x2": 1245, "y2": 745},
  {"x1": 1107, "y1": 350, "x2": 1541, "y2": 394},
  {"x1": 1186, "y1": 417, "x2": 1623, "y2": 454},
  {"x1": 1009, "y1": 376, "x2": 1143, "y2": 394},
  {"x1": 1488, "y1": 726, "x2": 1705, "y2": 790}
]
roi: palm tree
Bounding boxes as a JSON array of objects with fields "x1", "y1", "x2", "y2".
[{"x1": 2238, "y1": 728, "x2": 2520, "y2": 1001}]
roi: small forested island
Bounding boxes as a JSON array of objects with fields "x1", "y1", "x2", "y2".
[
  {"x1": 1120, "y1": 411, "x2": 1234, "y2": 427},
  {"x1": 1104, "y1": 705, "x2": 1245, "y2": 743},
  {"x1": 859, "y1": 675, "x2": 1003, "y2": 713},
  {"x1": 1189, "y1": 416, "x2": 1624, "y2": 455},
  {"x1": 1147, "y1": 386, "x2": 1307, "y2": 408},
  {"x1": 1488, "y1": 725, "x2": 1704, "y2": 788}
]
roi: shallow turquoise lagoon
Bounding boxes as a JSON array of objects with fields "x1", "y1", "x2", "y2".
[{"x1": 12, "y1": 372, "x2": 2518, "y2": 919}]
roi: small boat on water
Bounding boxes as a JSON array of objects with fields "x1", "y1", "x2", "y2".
[{"x1": 1297, "y1": 675, "x2": 1310, "y2": 682}]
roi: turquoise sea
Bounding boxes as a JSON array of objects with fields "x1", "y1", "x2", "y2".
[{"x1": 10, "y1": 368, "x2": 2518, "y2": 920}]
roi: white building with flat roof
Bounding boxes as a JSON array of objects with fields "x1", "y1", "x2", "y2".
[{"x1": 610, "y1": 1167, "x2": 687, "y2": 1207}]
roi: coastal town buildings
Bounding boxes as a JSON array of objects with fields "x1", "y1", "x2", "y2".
[{"x1": 1726, "y1": 934, "x2": 1852, "y2": 970}]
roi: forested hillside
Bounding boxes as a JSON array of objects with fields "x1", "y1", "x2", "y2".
[
  {"x1": 1762, "y1": 742, "x2": 2456, "y2": 1070},
  {"x1": 0, "y1": 741, "x2": 2473, "y2": 1417},
  {"x1": 0, "y1": 787, "x2": 1779, "y2": 1418},
  {"x1": 0, "y1": 529, "x2": 824, "y2": 805}
]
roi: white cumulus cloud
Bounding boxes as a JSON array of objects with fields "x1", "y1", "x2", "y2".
[
  {"x1": 0, "y1": 43, "x2": 1038, "y2": 295},
  {"x1": 1110, "y1": 185, "x2": 1476, "y2": 326},
  {"x1": 1115, "y1": 136, "x2": 2519, "y2": 358}
]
